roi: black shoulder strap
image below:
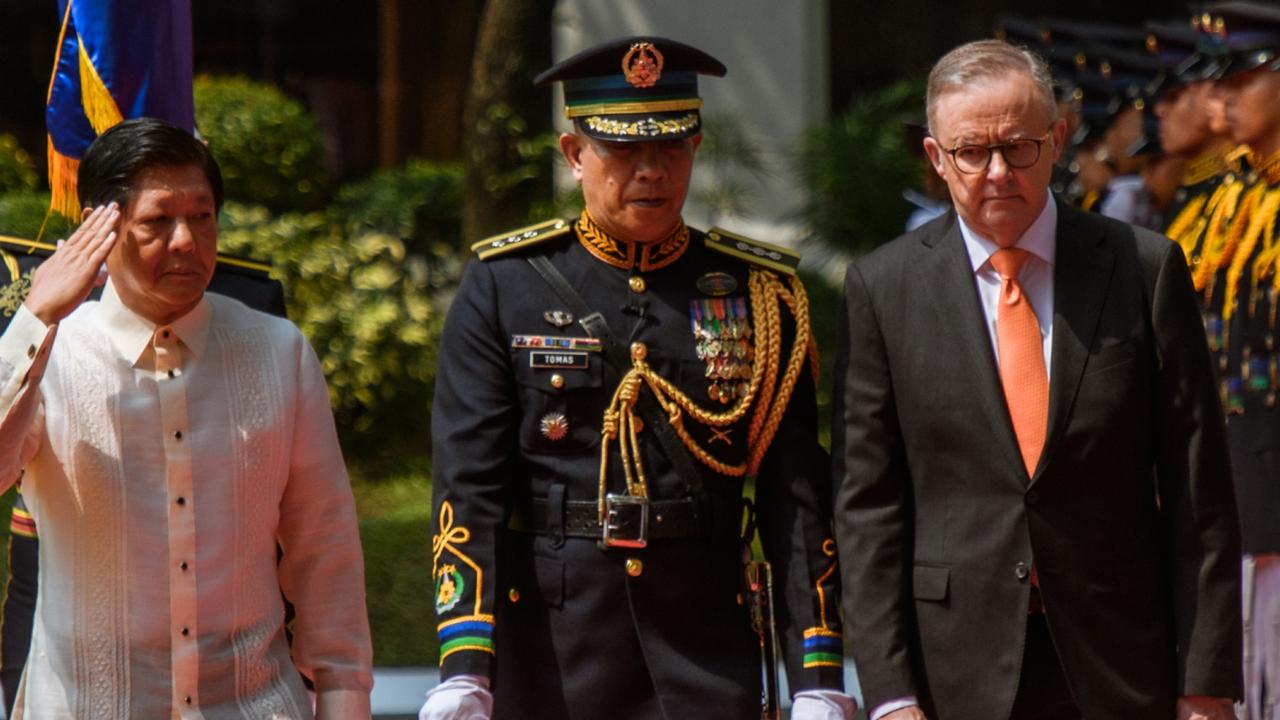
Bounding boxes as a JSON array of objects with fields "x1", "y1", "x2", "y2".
[{"x1": 527, "y1": 255, "x2": 705, "y2": 496}]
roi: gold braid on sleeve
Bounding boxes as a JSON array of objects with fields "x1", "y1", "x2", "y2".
[{"x1": 596, "y1": 270, "x2": 812, "y2": 521}]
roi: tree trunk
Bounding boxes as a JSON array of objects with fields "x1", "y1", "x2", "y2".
[{"x1": 460, "y1": 0, "x2": 553, "y2": 248}]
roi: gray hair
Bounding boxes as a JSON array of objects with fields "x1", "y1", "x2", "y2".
[{"x1": 926, "y1": 40, "x2": 1057, "y2": 136}]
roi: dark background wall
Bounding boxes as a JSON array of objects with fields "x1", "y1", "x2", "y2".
[{"x1": 829, "y1": 0, "x2": 1199, "y2": 112}]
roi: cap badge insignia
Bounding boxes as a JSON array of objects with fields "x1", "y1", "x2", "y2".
[
  {"x1": 622, "y1": 42, "x2": 664, "y2": 88},
  {"x1": 544, "y1": 309, "x2": 575, "y2": 327},
  {"x1": 540, "y1": 412, "x2": 570, "y2": 441},
  {"x1": 696, "y1": 271, "x2": 738, "y2": 297}
]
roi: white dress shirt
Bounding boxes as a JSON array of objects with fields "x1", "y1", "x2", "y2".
[
  {"x1": 960, "y1": 192, "x2": 1057, "y2": 379},
  {"x1": 0, "y1": 282, "x2": 372, "y2": 719},
  {"x1": 869, "y1": 194, "x2": 1058, "y2": 720}
]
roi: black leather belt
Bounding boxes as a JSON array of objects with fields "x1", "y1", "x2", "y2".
[{"x1": 509, "y1": 496, "x2": 706, "y2": 541}]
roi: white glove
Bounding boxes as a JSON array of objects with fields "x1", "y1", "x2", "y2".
[
  {"x1": 419, "y1": 675, "x2": 493, "y2": 720},
  {"x1": 791, "y1": 689, "x2": 859, "y2": 720}
]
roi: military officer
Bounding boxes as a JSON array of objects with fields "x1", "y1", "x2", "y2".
[{"x1": 419, "y1": 37, "x2": 852, "y2": 720}]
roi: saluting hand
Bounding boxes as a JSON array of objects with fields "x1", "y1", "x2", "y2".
[{"x1": 24, "y1": 203, "x2": 119, "y2": 326}]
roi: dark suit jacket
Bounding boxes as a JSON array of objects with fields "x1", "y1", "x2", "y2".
[{"x1": 833, "y1": 200, "x2": 1242, "y2": 720}]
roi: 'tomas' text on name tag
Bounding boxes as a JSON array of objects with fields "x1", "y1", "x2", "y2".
[{"x1": 530, "y1": 351, "x2": 590, "y2": 369}]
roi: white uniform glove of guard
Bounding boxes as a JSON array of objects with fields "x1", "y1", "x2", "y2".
[
  {"x1": 419, "y1": 675, "x2": 492, "y2": 720},
  {"x1": 791, "y1": 689, "x2": 859, "y2": 720}
]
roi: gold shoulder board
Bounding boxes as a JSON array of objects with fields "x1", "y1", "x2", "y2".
[
  {"x1": 214, "y1": 253, "x2": 273, "y2": 277},
  {"x1": 704, "y1": 227, "x2": 800, "y2": 276},
  {"x1": 0, "y1": 235, "x2": 55, "y2": 257},
  {"x1": 471, "y1": 219, "x2": 573, "y2": 261}
]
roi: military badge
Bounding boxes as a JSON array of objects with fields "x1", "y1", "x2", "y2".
[
  {"x1": 544, "y1": 309, "x2": 575, "y2": 327},
  {"x1": 511, "y1": 335, "x2": 603, "y2": 352},
  {"x1": 696, "y1": 271, "x2": 738, "y2": 297},
  {"x1": 540, "y1": 413, "x2": 569, "y2": 441},
  {"x1": 435, "y1": 562, "x2": 465, "y2": 614},
  {"x1": 622, "y1": 42, "x2": 663, "y2": 88},
  {"x1": 690, "y1": 297, "x2": 754, "y2": 404}
]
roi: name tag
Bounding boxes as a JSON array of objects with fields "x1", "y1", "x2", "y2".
[{"x1": 530, "y1": 351, "x2": 590, "y2": 369}]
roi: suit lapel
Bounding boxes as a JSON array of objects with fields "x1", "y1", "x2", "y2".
[
  {"x1": 918, "y1": 214, "x2": 1027, "y2": 481},
  {"x1": 1032, "y1": 201, "x2": 1115, "y2": 483}
]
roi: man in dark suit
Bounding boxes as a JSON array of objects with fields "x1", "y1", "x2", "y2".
[{"x1": 833, "y1": 39, "x2": 1242, "y2": 720}]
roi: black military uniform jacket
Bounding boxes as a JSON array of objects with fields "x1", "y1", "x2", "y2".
[
  {"x1": 430, "y1": 214, "x2": 843, "y2": 719},
  {"x1": 1195, "y1": 150, "x2": 1280, "y2": 554},
  {"x1": 1163, "y1": 145, "x2": 1245, "y2": 270}
]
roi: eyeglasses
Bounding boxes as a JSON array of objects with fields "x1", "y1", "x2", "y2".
[{"x1": 942, "y1": 130, "x2": 1054, "y2": 174}]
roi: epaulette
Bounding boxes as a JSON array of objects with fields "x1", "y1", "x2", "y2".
[
  {"x1": 471, "y1": 219, "x2": 572, "y2": 261},
  {"x1": 0, "y1": 235, "x2": 55, "y2": 258},
  {"x1": 214, "y1": 253, "x2": 273, "y2": 279},
  {"x1": 0, "y1": 234, "x2": 273, "y2": 277},
  {"x1": 705, "y1": 227, "x2": 800, "y2": 276}
]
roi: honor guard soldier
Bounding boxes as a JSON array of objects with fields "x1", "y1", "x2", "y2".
[
  {"x1": 1153, "y1": 16, "x2": 1246, "y2": 275},
  {"x1": 419, "y1": 37, "x2": 854, "y2": 720},
  {"x1": 1195, "y1": 3, "x2": 1280, "y2": 717}
]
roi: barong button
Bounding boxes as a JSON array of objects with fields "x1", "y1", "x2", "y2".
[
  {"x1": 26, "y1": 345, "x2": 35, "y2": 359},
  {"x1": 625, "y1": 558, "x2": 643, "y2": 577}
]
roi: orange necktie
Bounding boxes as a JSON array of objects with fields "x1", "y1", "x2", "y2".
[{"x1": 990, "y1": 247, "x2": 1048, "y2": 477}]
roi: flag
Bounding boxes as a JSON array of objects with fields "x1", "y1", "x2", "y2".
[{"x1": 45, "y1": 0, "x2": 194, "y2": 217}]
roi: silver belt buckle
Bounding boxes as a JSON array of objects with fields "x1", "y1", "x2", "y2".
[{"x1": 602, "y1": 493, "x2": 649, "y2": 548}]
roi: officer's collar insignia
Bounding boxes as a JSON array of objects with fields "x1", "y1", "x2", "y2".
[
  {"x1": 576, "y1": 210, "x2": 689, "y2": 271},
  {"x1": 696, "y1": 271, "x2": 737, "y2": 297},
  {"x1": 623, "y1": 42, "x2": 663, "y2": 88},
  {"x1": 704, "y1": 227, "x2": 800, "y2": 277},
  {"x1": 544, "y1": 310, "x2": 574, "y2": 327}
]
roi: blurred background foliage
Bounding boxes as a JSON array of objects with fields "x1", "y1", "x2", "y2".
[
  {"x1": 795, "y1": 78, "x2": 924, "y2": 254},
  {"x1": 692, "y1": 114, "x2": 771, "y2": 226},
  {"x1": 0, "y1": 72, "x2": 923, "y2": 667},
  {"x1": 193, "y1": 75, "x2": 331, "y2": 212}
]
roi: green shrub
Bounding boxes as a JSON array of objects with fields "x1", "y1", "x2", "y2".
[
  {"x1": 0, "y1": 192, "x2": 76, "y2": 240},
  {"x1": 218, "y1": 196, "x2": 461, "y2": 464},
  {"x1": 796, "y1": 79, "x2": 924, "y2": 254},
  {"x1": 334, "y1": 160, "x2": 464, "y2": 259},
  {"x1": 0, "y1": 135, "x2": 37, "y2": 195},
  {"x1": 194, "y1": 75, "x2": 329, "y2": 212}
]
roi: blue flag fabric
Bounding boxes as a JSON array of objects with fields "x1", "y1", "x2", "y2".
[{"x1": 45, "y1": 0, "x2": 194, "y2": 216}]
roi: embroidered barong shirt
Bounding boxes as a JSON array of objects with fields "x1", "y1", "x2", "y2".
[{"x1": 0, "y1": 282, "x2": 372, "y2": 719}]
